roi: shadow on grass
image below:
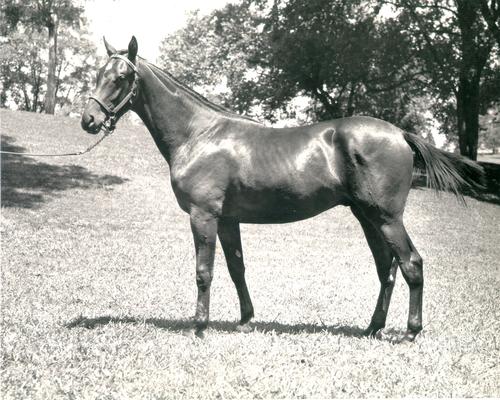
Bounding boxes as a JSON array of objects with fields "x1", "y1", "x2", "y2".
[
  {"x1": 1, "y1": 135, "x2": 128, "y2": 208},
  {"x1": 65, "y1": 315, "x2": 401, "y2": 341}
]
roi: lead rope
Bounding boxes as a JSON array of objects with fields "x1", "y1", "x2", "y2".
[{"x1": 0, "y1": 126, "x2": 113, "y2": 157}]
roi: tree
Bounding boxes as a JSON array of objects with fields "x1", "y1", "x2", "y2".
[
  {"x1": 158, "y1": 4, "x2": 266, "y2": 116},
  {"x1": 0, "y1": 9, "x2": 100, "y2": 114},
  {"x1": 53, "y1": 26, "x2": 101, "y2": 114},
  {"x1": 158, "y1": 0, "x2": 431, "y2": 130},
  {"x1": 2, "y1": 0, "x2": 84, "y2": 114},
  {"x1": 383, "y1": 0, "x2": 498, "y2": 160},
  {"x1": 0, "y1": 29, "x2": 46, "y2": 111},
  {"x1": 479, "y1": 0, "x2": 500, "y2": 48},
  {"x1": 158, "y1": 0, "x2": 499, "y2": 157},
  {"x1": 257, "y1": 0, "x2": 430, "y2": 123}
]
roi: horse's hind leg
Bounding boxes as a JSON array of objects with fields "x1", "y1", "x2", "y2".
[
  {"x1": 352, "y1": 207, "x2": 398, "y2": 337},
  {"x1": 377, "y1": 219, "x2": 424, "y2": 341},
  {"x1": 218, "y1": 218, "x2": 254, "y2": 332},
  {"x1": 400, "y1": 234, "x2": 423, "y2": 341}
]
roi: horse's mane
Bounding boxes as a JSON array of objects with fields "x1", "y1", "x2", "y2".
[{"x1": 122, "y1": 53, "x2": 260, "y2": 124}]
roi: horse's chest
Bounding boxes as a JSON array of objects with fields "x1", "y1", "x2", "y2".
[{"x1": 170, "y1": 156, "x2": 232, "y2": 213}]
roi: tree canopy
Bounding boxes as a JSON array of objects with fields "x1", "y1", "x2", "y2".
[
  {"x1": 1, "y1": 0, "x2": 98, "y2": 114},
  {"x1": 158, "y1": 0, "x2": 500, "y2": 159},
  {"x1": 383, "y1": 0, "x2": 500, "y2": 158}
]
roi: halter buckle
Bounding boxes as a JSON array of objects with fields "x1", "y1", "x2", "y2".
[{"x1": 103, "y1": 113, "x2": 117, "y2": 132}]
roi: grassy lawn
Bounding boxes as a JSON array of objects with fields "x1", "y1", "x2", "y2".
[
  {"x1": 1, "y1": 109, "x2": 499, "y2": 399},
  {"x1": 478, "y1": 153, "x2": 500, "y2": 164}
]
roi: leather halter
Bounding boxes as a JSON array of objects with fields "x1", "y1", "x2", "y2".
[{"x1": 88, "y1": 54, "x2": 140, "y2": 131}]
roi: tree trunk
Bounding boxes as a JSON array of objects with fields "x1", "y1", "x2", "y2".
[
  {"x1": 455, "y1": 0, "x2": 491, "y2": 161},
  {"x1": 463, "y1": 84, "x2": 480, "y2": 161},
  {"x1": 456, "y1": 76, "x2": 480, "y2": 160},
  {"x1": 44, "y1": 12, "x2": 58, "y2": 114},
  {"x1": 346, "y1": 82, "x2": 356, "y2": 117},
  {"x1": 456, "y1": 89, "x2": 467, "y2": 156}
]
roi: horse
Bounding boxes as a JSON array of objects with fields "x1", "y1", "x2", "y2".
[{"x1": 81, "y1": 36, "x2": 484, "y2": 341}]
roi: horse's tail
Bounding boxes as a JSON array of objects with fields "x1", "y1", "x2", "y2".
[{"x1": 403, "y1": 132, "x2": 485, "y2": 201}]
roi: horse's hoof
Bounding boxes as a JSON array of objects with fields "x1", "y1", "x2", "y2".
[
  {"x1": 182, "y1": 328, "x2": 206, "y2": 339},
  {"x1": 182, "y1": 328, "x2": 196, "y2": 337},
  {"x1": 236, "y1": 322, "x2": 252, "y2": 333},
  {"x1": 363, "y1": 325, "x2": 382, "y2": 338},
  {"x1": 401, "y1": 330, "x2": 418, "y2": 342},
  {"x1": 195, "y1": 329, "x2": 206, "y2": 339}
]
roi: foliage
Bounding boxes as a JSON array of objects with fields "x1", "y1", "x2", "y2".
[
  {"x1": 158, "y1": 4, "x2": 265, "y2": 116},
  {"x1": 379, "y1": 0, "x2": 499, "y2": 159},
  {"x1": 0, "y1": 25, "x2": 100, "y2": 114},
  {"x1": 479, "y1": 0, "x2": 500, "y2": 48},
  {"x1": 2, "y1": 0, "x2": 84, "y2": 32},
  {"x1": 258, "y1": 0, "x2": 423, "y2": 120},
  {"x1": 158, "y1": 0, "x2": 429, "y2": 129},
  {"x1": 157, "y1": 0, "x2": 500, "y2": 159},
  {"x1": 55, "y1": 27, "x2": 101, "y2": 114},
  {"x1": 0, "y1": 0, "x2": 96, "y2": 114},
  {"x1": 0, "y1": 29, "x2": 46, "y2": 111}
]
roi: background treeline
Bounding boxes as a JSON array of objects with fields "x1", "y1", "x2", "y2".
[
  {"x1": 0, "y1": 0, "x2": 99, "y2": 115},
  {"x1": 1, "y1": 0, "x2": 499, "y2": 160}
]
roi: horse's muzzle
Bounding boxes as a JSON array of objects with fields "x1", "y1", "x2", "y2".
[{"x1": 81, "y1": 106, "x2": 105, "y2": 135}]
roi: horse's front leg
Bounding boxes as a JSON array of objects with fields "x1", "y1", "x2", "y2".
[
  {"x1": 217, "y1": 217, "x2": 254, "y2": 332},
  {"x1": 189, "y1": 207, "x2": 218, "y2": 337}
]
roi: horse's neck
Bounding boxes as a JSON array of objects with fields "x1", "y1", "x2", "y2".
[{"x1": 132, "y1": 60, "x2": 218, "y2": 164}]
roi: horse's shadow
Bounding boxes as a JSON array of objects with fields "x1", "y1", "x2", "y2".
[{"x1": 66, "y1": 315, "x2": 407, "y2": 342}]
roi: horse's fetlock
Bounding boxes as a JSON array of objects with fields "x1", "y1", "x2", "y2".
[
  {"x1": 370, "y1": 315, "x2": 386, "y2": 331},
  {"x1": 195, "y1": 317, "x2": 208, "y2": 332},
  {"x1": 407, "y1": 319, "x2": 422, "y2": 334},
  {"x1": 241, "y1": 309, "x2": 254, "y2": 324}
]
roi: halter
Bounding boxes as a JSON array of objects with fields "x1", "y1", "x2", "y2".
[{"x1": 88, "y1": 54, "x2": 140, "y2": 131}]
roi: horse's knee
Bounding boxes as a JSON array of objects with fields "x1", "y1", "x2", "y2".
[
  {"x1": 411, "y1": 251, "x2": 423, "y2": 269},
  {"x1": 196, "y1": 266, "x2": 213, "y2": 291},
  {"x1": 402, "y1": 252, "x2": 423, "y2": 288}
]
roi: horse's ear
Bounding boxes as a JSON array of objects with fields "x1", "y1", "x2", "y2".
[
  {"x1": 103, "y1": 36, "x2": 116, "y2": 56},
  {"x1": 128, "y1": 36, "x2": 138, "y2": 62}
]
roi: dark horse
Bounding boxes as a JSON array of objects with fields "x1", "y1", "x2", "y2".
[{"x1": 81, "y1": 37, "x2": 483, "y2": 341}]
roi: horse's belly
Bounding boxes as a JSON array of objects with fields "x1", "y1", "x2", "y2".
[{"x1": 222, "y1": 185, "x2": 347, "y2": 223}]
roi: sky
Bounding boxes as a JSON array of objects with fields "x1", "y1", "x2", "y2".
[{"x1": 84, "y1": 0, "x2": 232, "y2": 62}]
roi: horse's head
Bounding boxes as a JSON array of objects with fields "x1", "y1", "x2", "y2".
[{"x1": 81, "y1": 36, "x2": 139, "y2": 134}]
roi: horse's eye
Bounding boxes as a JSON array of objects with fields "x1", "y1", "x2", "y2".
[{"x1": 118, "y1": 75, "x2": 126, "y2": 81}]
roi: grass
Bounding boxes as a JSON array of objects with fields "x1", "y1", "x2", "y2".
[
  {"x1": 1, "y1": 109, "x2": 499, "y2": 399},
  {"x1": 478, "y1": 153, "x2": 500, "y2": 165}
]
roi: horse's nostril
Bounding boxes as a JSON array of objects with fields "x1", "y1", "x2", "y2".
[
  {"x1": 80, "y1": 114, "x2": 94, "y2": 129},
  {"x1": 81, "y1": 113, "x2": 94, "y2": 130}
]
